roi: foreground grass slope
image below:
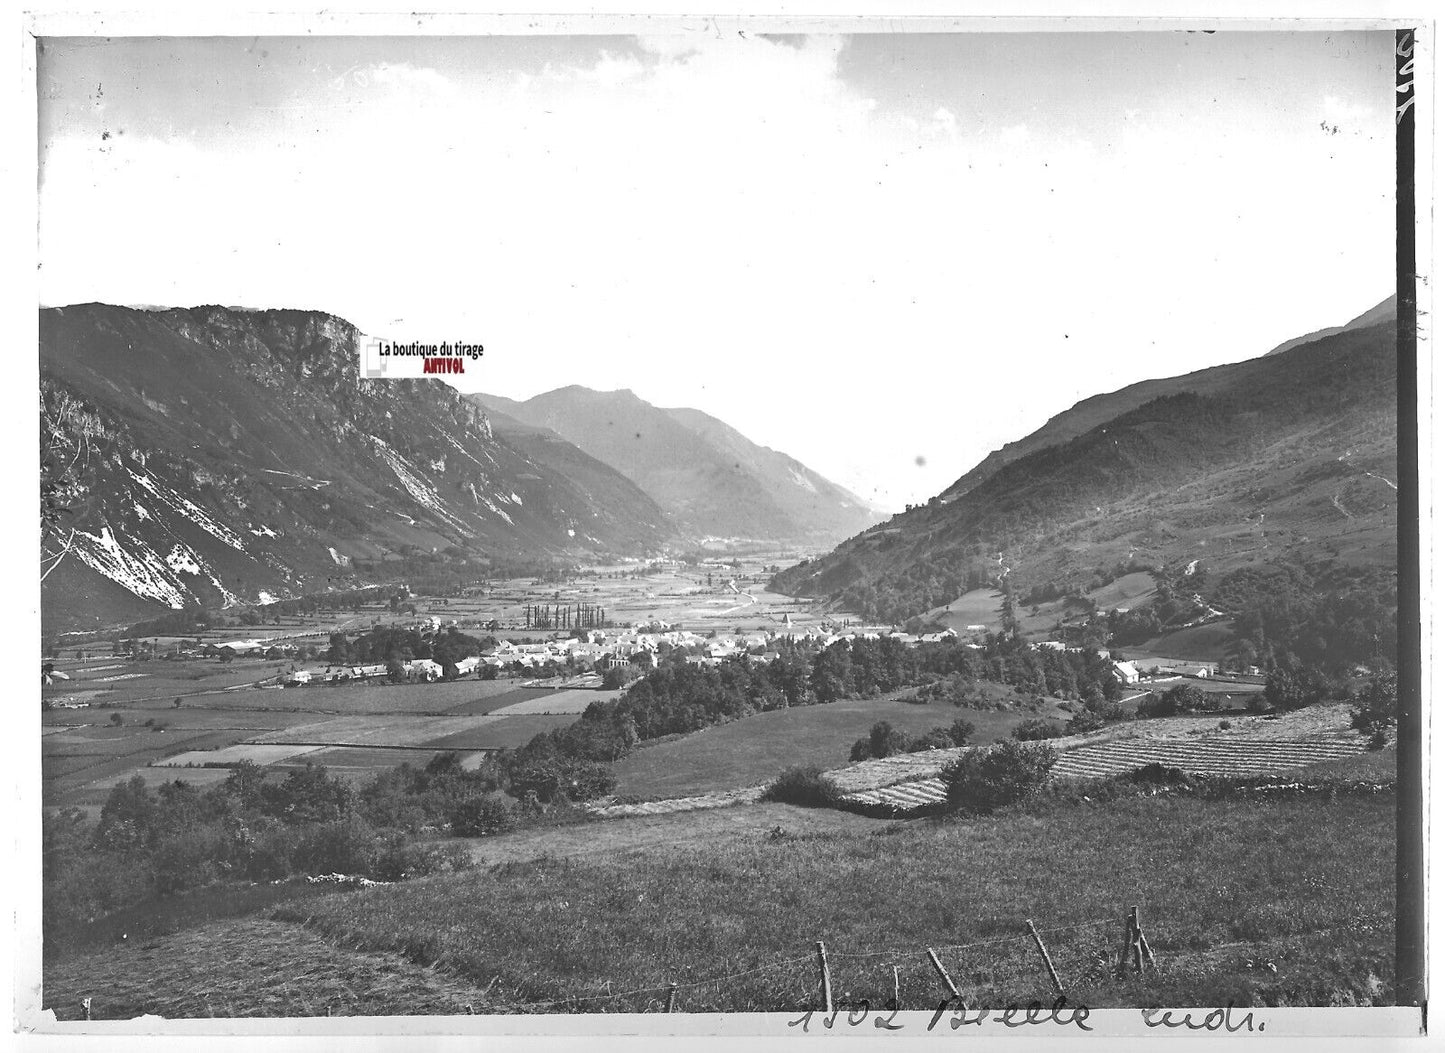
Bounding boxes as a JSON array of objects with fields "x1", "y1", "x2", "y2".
[{"x1": 254, "y1": 791, "x2": 1392, "y2": 1014}]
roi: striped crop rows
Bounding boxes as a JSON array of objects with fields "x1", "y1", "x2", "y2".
[{"x1": 842, "y1": 734, "x2": 1367, "y2": 813}]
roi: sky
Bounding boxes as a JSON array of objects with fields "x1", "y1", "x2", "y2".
[{"x1": 37, "y1": 30, "x2": 1397, "y2": 511}]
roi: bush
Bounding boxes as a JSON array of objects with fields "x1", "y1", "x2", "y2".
[
  {"x1": 289, "y1": 816, "x2": 377, "y2": 875},
  {"x1": 508, "y1": 759, "x2": 616, "y2": 803},
  {"x1": 762, "y1": 765, "x2": 841, "y2": 808},
  {"x1": 447, "y1": 796, "x2": 518, "y2": 837},
  {"x1": 152, "y1": 825, "x2": 229, "y2": 894},
  {"x1": 908, "y1": 728, "x2": 956, "y2": 752},
  {"x1": 1011, "y1": 718, "x2": 1063, "y2": 741},
  {"x1": 1350, "y1": 673, "x2": 1397, "y2": 738},
  {"x1": 942, "y1": 740, "x2": 1057, "y2": 815},
  {"x1": 372, "y1": 835, "x2": 475, "y2": 880},
  {"x1": 1065, "y1": 710, "x2": 1104, "y2": 735},
  {"x1": 947, "y1": 718, "x2": 976, "y2": 746}
]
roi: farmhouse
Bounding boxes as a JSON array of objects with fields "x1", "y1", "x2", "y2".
[
  {"x1": 405, "y1": 658, "x2": 443, "y2": 682},
  {"x1": 1111, "y1": 660, "x2": 1141, "y2": 685}
]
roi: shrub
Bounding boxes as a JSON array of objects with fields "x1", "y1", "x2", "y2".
[
  {"x1": 448, "y1": 796, "x2": 518, "y2": 837},
  {"x1": 868, "y1": 721, "x2": 909, "y2": 759},
  {"x1": 372, "y1": 835, "x2": 475, "y2": 880},
  {"x1": 152, "y1": 825, "x2": 229, "y2": 894},
  {"x1": 289, "y1": 816, "x2": 378, "y2": 875},
  {"x1": 1011, "y1": 718, "x2": 1063, "y2": 741},
  {"x1": 1065, "y1": 710, "x2": 1104, "y2": 735},
  {"x1": 1219, "y1": 719, "x2": 1232, "y2": 730},
  {"x1": 942, "y1": 740, "x2": 1057, "y2": 815},
  {"x1": 848, "y1": 737, "x2": 873, "y2": 762},
  {"x1": 508, "y1": 759, "x2": 616, "y2": 803},
  {"x1": 908, "y1": 728, "x2": 956, "y2": 752},
  {"x1": 947, "y1": 718, "x2": 976, "y2": 746},
  {"x1": 1350, "y1": 673, "x2": 1397, "y2": 738},
  {"x1": 762, "y1": 765, "x2": 841, "y2": 808}
]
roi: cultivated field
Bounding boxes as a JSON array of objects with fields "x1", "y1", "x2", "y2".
[{"x1": 839, "y1": 704, "x2": 1378, "y2": 812}]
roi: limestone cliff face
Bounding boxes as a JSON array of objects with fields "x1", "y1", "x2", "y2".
[{"x1": 40, "y1": 304, "x2": 673, "y2": 630}]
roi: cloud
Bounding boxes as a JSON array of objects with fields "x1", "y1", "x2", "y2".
[{"x1": 38, "y1": 35, "x2": 1395, "y2": 508}]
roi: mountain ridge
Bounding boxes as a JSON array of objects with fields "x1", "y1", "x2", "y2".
[
  {"x1": 771, "y1": 305, "x2": 1397, "y2": 625},
  {"x1": 470, "y1": 387, "x2": 882, "y2": 544},
  {"x1": 40, "y1": 304, "x2": 672, "y2": 631}
]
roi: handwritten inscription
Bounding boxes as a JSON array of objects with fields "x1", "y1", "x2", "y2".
[
  {"x1": 785, "y1": 999, "x2": 1266, "y2": 1034},
  {"x1": 786, "y1": 995, "x2": 1093, "y2": 1033},
  {"x1": 1143, "y1": 1003, "x2": 1263, "y2": 1033},
  {"x1": 1397, "y1": 31, "x2": 1415, "y2": 126}
]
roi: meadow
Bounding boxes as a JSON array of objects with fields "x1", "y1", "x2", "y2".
[
  {"x1": 42, "y1": 787, "x2": 1395, "y2": 1017},
  {"x1": 609, "y1": 693, "x2": 1035, "y2": 799}
]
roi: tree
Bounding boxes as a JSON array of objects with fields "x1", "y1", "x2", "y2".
[
  {"x1": 867, "y1": 720, "x2": 908, "y2": 759},
  {"x1": 1264, "y1": 669, "x2": 1308, "y2": 712},
  {"x1": 942, "y1": 740, "x2": 1057, "y2": 815},
  {"x1": 1011, "y1": 718, "x2": 1062, "y2": 741},
  {"x1": 1350, "y1": 672, "x2": 1397, "y2": 740},
  {"x1": 947, "y1": 718, "x2": 976, "y2": 746}
]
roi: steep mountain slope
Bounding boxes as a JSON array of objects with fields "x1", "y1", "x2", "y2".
[
  {"x1": 945, "y1": 297, "x2": 1395, "y2": 500},
  {"x1": 772, "y1": 309, "x2": 1397, "y2": 624},
  {"x1": 40, "y1": 305, "x2": 671, "y2": 631},
  {"x1": 661, "y1": 405, "x2": 881, "y2": 534},
  {"x1": 473, "y1": 402, "x2": 682, "y2": 536},
  {"x1": 470, "y1": 388, "x2": 880, "y2": 544}
]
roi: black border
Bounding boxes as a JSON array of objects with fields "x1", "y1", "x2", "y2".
[{"x1": 1394, "y1": 25, "x2": 1425, "y2": 1012}]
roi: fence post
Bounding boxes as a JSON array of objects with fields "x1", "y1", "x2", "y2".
[
  {"x1": 1117, "y1": 908, "x2": 1139, "y2": 977},
  {"x1": 926, "y1": 948, "x2": 963, "y2": 1000},
  {"x1": 665, "y1": 982, "x2": 678, "y2": 1013},
  {"x1": 816, "y1": 941, "x2": 833, "y2": 1015},
  {"x1": 1025, "y1": 920, "x2": 1065, "y2": 995},
  {"x1": 892, "y1": 965, "x2": 901, "y2": 1010},
  {"x1": 1136, "y1": 905, "x2": 1156, "y2": 968}
]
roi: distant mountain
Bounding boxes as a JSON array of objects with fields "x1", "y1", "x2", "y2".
[
  {"x1": 40, "y1": 305, "x2": 672, "y2": 631},
  {"x1": 772, "y1": 302, "x2": 1397, "y2": 624},
  {"x1": 470, "y1": 387, "x2": 881, "y2": 544},
  {"x1": 944, "y1": 296, "x2": 1395, "y2": 501}
]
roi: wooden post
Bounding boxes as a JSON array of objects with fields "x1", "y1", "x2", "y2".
[
  {"x1": 1129, "y1": 906, "x2": 1143, "y2": 973},
  {"x1": 1136, "y1": 905, "x2": 1156, "y2": 968},
  {"x1": 81, "y1": 997, "x2": 91, "y2": 1021},
  {"x1": 816, "y1": 941, "x2": 833, "y2": 1015},
  {"x1": 892, "y1": 965, "x2": 901, "y2": 1010},
  {"x1": 665, "y1": 982, "x2": 678, "y2": 1013},
  {"x1": 1117, "y1": 908, "x2": 1138, "y2": 977},
  {"x1": 1026, "y1": 920, "x2": 1065, "y2": 995},
  {"x1": 926, "y1": 947, "x2": 962, "y2": 1000}
]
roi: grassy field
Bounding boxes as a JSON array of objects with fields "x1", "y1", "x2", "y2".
[
  {"x1": 257, "y1": 791, "x2": 1390, "y2": 1013},
  {"x1": 1129, "y1": 620, "x2": 1238, "y2": 664},
  {"x1": 930, "y1": 589, "x2": 1004, "y2": 633},
  {"x1": 610, "y1": 695, "x2": 1052, "y2": 799},
  {"x1": 43, "y1": 918, "x2": 490, "y2": 1020},
  {"x1": 40, "y1": 766, "x2": 1396, "y2": 1017}
]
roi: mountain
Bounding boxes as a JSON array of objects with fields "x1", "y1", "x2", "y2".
[
  {"x1": 944, "y1": 296, "x2": 1395, "y2": 501},
  {"x1": 469, "y1": 387, "x2": 881, "y2": 544},
  {"x1": 40, "y1": 305, "x2": 672, "y2": 632},
  {"x1": 771, "y1": 302, "x2": 1397, "y2": 625}
]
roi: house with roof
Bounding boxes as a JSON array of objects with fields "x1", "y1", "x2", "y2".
[{"x1": 1111, "y1": 660, "x2": 1140, "y2": 685}]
